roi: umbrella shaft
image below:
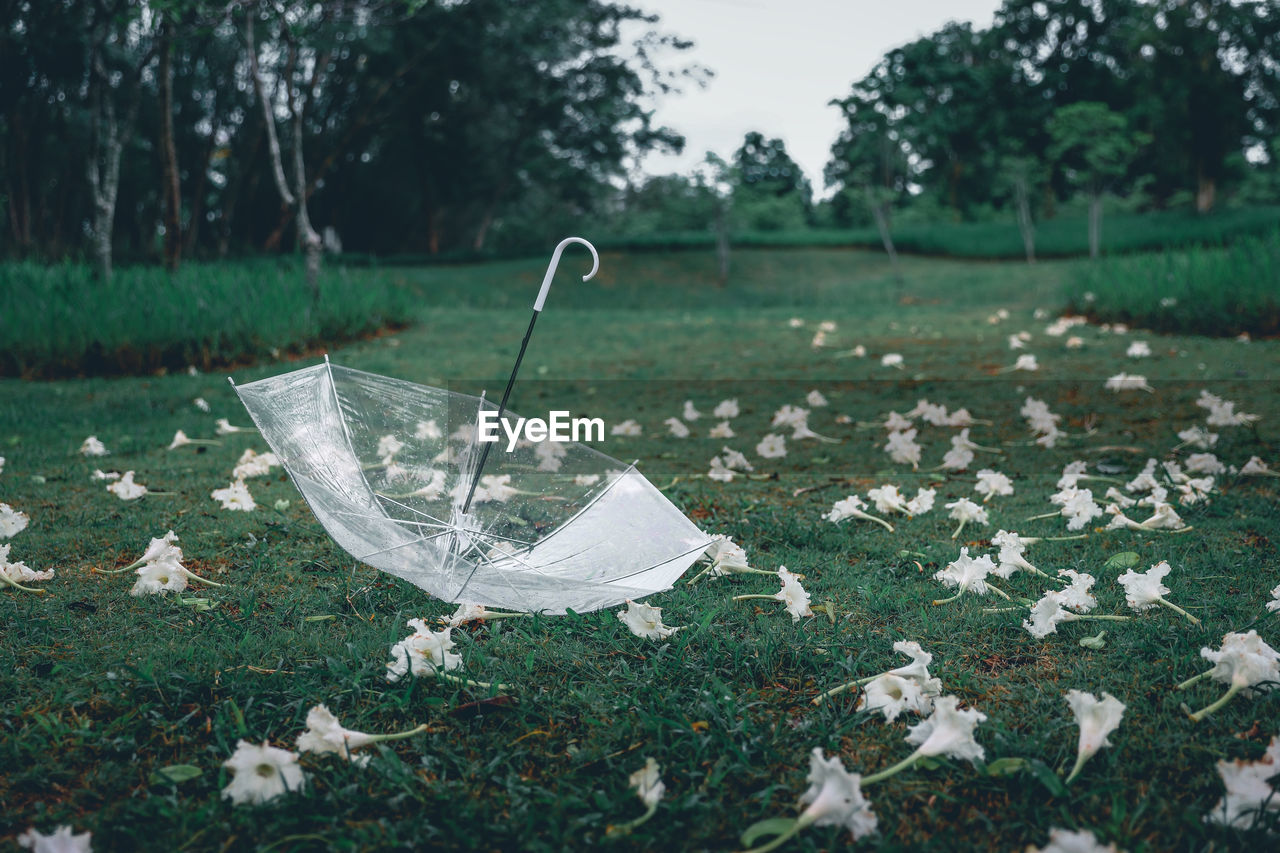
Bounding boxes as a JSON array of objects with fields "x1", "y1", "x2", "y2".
[{"x1": 462, "y1": 310, "x2": 540, "y2": 514}]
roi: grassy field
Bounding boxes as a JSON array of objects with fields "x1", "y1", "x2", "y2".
[{"x1": 2, "y1": 248, "x2": 1278, "y2": 851}]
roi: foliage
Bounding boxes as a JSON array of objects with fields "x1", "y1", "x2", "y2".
[
  {"x1": 1066, "y1": 229, "x2": 1280, "y2": 337},
  {"x1": 0, "y1": 261, "x2": 416, "y2": 377}
]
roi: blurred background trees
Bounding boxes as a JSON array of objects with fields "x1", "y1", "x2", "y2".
[{"x1": 2, "y1": 0, "x2": 1277, "y2": 268}]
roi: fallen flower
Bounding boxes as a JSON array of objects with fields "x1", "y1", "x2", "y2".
[
  {"x1": 216, "y1": 418, "x2": 255, "y2": 435},
  {"x1": 945, "y1": 498, "x2": 989, "y2": 539},
  {"x1": 1187, "y1": 631, "x2": 1280, "y2": 722},
  {"x1": 80, "y1": 436, "x2": 108, "y2": 457},
  {"x1": 756, "y1": 433, "x2": 787, "y2": 459},
  {"x1": 617, "y1": 599, "x2": 684, "y2": 640},
  {"x1": 1205, "y1": 736, "x2": 1280, "y2": 830},
  {"x1": 1063, "y1": 690, "x2": 1125, "y2": 783},
  {"x1": 106, "y1": 471, "x2": 152, "y2": 500},
  {"x1": 1117, "y1": 561, "x2": 1198, "y2": 624},
  {"x1": 859, "y1": 696, "x2": 987, "y2": 786},
  {"x1": 1028, "y1": 828, "x2": 1122, "y2": 853},
  {"x1": 975, "y1": 469, "x2": 1014, "y2": 502},
  {"x1": 934, "y1": 547, "x2": 1003, "y2": 604},
  {"x1": 733, "y1": 567, "x2": 813, "y2": 622},
  {"x1": 709, "y1": 420, "x2": 735, "y2": 439},
  {"x1": 221, "y1": 740, "x2": 306, "y2": 805},
  {"x1": 813, "y1": 640, "x2": 942, "y2": 705},
  {"x1": 664, "y1": 417, "x2": 690, "y2": 438},
  {"x1": 1126, "y1": 341, "x2": 1151, "y2": 359},
  {"x1": 885, "y1": 429, "x2": 922, "y2": 469},
  {"x1": 443, "y1": 603, "x2": 527, "y2": 626},
  {"x1": 16, "y1": 826, "x2": 93, "y2": 853},
  {"x1": 232, "y1": 449, "x2": 280, "y2": 480},
  {"x1": 296, "y1": 704, "x2": 426, "y2": 762},
  {"x1": 611, "y1": 419, "x2": 642, "y2": 437},
  {"x1": 682, "y1": 400, "x2": 701, "y2": 421},
  {"x1": 1105, "y1": 373, "x2": 1154, "y2": 393},
  {"x1": 211, "y1": 479, "x2": 257, "y2": 512},
  {"x1": 168, "y1": 429, "x2": 220, "y2": 450},
  {"x1": 0, "y1": 503, "x2": 30, "y2": 539},
  {"x1": 739, "y1": 748, "x2": 877, "y2": 853},
  {"x1": 609, "y1": 757, "x2": 665, "y2": 836},
  {"x1": 1, "y1": 543, "x2": 53, "y2": 594},
  {"x1": 713, "y1": 398, "x2": 740, "y2": 419},
  {"x1": 825, "y1": 495, "x2": 894, "y2": 532},
  {"x1": 881, "y1": 353, "x2": 904, "y2": 368}
]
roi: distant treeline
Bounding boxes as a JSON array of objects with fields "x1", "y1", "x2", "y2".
[{"x1": 3, "y1": 1, "x2": 1278, "y2": 275}]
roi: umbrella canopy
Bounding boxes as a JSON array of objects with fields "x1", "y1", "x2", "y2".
[{"x1": 230, "y1": 239, "x2": 711, "y2": 614}]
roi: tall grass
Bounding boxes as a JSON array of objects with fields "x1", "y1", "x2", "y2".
[
  {"x1": 1065, "y1": 228, "x2": 1280, "y2": 337},
  {"x1": 0, "y1": 261, "x2": 416, "y2": 377}
]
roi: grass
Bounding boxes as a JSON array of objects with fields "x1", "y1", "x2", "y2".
[
  {"x1": 2, "y1": 248, "x2": 1279, "y2": 851},
  {"x1": 1066, "y1": 229, "x2": 1280, "y2": 337},
  {"x1": 0, "y1": 260, "x2": 416, "y2": 379}
]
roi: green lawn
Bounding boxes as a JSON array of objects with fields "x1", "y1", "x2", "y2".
[{"x1": 2, "y1": 249, "x2": 1278, "y2": 851}]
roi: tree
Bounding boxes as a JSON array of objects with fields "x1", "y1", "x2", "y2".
[
  {"x1": 995, "y1": 148, "x2": 1046, "y2": 263},
  {"x1": 1047, "y1": 102, "x2": 1148, "y2": 258}
]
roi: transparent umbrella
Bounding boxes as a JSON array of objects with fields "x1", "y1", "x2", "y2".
[{"x1": 229, "y1": 238, "x2": 711, "y2": 614}]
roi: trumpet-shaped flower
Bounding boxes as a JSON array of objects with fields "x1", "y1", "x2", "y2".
[
  {"x1": 905, "y1": 695, "x2": 987, "y2": 764},
  {"x1": 771, "y1": 405, "x2": 808, "y2": 429},
  {"x1": 629, "y1": 757, "x2": 665, "y2": 809},
  {"x1": 0, "y1": 503, "x2": 30, "y2": 539},
  {"x1": 1126, "y1": 341, "x2": 1151, "y2": 358},
  {"x1": 806, "y1": 390, "x2": 828, "y2": 407},
  {"x1": 1177, "y1": 426, "x2": 1218, "y2": 449},
  {"x1": 1105, "y1": 373, "x2": 1153, "y2": 393},
  {"x1": 80, "y1": 436, "x2": 108, "y2": 456},
  {"x1": 1240, "y1": 456, "x2": 1275, "y2": 476},
  {"x1": 881, "y1": 353, "x2": 904, "y2": 368},
  {"x1": 1117, "y1": 561, "x2": 1196, "y2": 623},
  {"x1": 945, "y1": 498, "x2": 989, "y2": 538},
  {"x1": 663, "y1": 417, "x2": 690, "y2": 438},
  {"x1": 1057, "y1": 570, "x2": 1098, "y2": 613},
  {"x1": 990, "y1": 530, "x2": 1044, "y2": 579},
  {"x1": 386, "y1": 619, "x2": 463, "y2": 681},
  {"x1": 774, "y1": 567, "x2": 813, "y2": 621},
  {"x1": 414, "y1": 419, "x2": 442, "y2": 440},
  {"x1": 91, "y1": 469, "x2": 120, "y2": 481},
  {"x1": 216, "y1": 419, "x2": 252, "y2": 435},
  {"x1": 883, "y1": 411, "x2": 913, "y2": 431},
  {"x1": 825, "y1": 495, "x2": 893, "y2": 531},
  {"x1": 295, "y1": 704, "x2": 425, "y2": 763},
  {"x1": 376, "y1": 434, "x2": 404, "y2": 458},
  {"x1": 867, "y1": 485, "x2": 907, "y2": 514},
  {"x1": 720, "y1": 447, "x2": 753, "y2": 472},
  {"x1": 611, "y1": 419, "x2": 642, "y2": 436},
  {"x1": 941, "y1": 445, "x2": 974, "y2": 471},
  {"x1": 885, "y1": 429, "x2": 922, "y2": 469},
  {"x1": 796, "y1": 748, "x2": 878, "y2": 840},
  {"x1": 618, "y1": 599, "x2": 683, "y2": 640},
  {"x1": 975, "y1": 469, "x2": 1014, "y2": 501},
  {"x1": 1063, "y1": 690, "x2": 1125, "y2": 783},
  {"x1": 1028, "y1": 828, "x2": 1121, "y2": 853},
  {"x1": 1205, "y1": 736, "x2": 1280, "y2": 829},
  {"x1": 233, "y1": 449, "x2": 279, "y2": 479},
  {"x1": 1013, "y1": 354, "x2": 1039, "y2": 371},
  {"x1": 756, "y1": 433, "x2": 787, "y2": 459},
  {"x1": 1057, "y1": 460, "x2": 1089, "y2": 490},
  {"x1": 709, "y1": 420, "x2": 735, "y2": 439},
  {"x1": 211, "y1": 479, "x2": 256, "y2": 511},
  {"x1": 713, "y1": 398, "x2": 740, "y2": 419},
  {"x1": 221, "y1": 740, "x2": 306, "y2": 805},
  {"x1": 905, "y1": 488, "x2": 936, "y2": 515},
  {"x1": 130, "y1": 561, "x2": 189, "y2": 595},
  {"x1": 1185, "y1": 453, "x2": 1225, "y2": 475},
  {"x1": 934, "y1": 547, "x2": 996, "y2": 599},
  {"x1": 682, "y1": 400, "x2": 701, "y2": 421},
  {"x1": 2, "y1": 543, "x2": 55, "y2": 590},
  {"x1": 857, "y1": 673, "x2": 932, "y2": 721},
  {"x1": 1201, "y1": 631, "x2": 1280, "y2": 699},
  {"x1": 16, "y1": 826, "x2": 93, "y2": 853},
  {"x1": 1025, "y1": 591, "x2": 1076, "y2": 639},
  {"x1": 106, "y1": 471, "x2": 148, "y2": 500},
  {"x1": 1267, "y1": 583, "x2": 1280, "y2": 614},
  {"x1": 707, "y1": 457, "x2": 735, "y2": 482}
]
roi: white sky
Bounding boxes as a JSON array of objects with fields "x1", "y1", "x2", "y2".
[{"x1": 633, "y1": 0, "x2": 1006, "y2": 194}]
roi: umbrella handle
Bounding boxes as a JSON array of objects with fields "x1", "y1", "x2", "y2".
[{"x1": 533, "y1": 237, "x2": 599, "y2": 312}]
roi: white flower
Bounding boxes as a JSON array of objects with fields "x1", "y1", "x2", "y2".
[
  {"x1": 232, "y1": 448, "x2": 279, "y2": 479},
  {"x1": 663, "y1": 417, "x2": 690, "y2": 438},
  {"x1": 811, "y1": 330, "x2": 827, "y2": 347},
  {"x1": 709, "y1": 420, "x2": 735, "y2": 439},
  {"x1": 867, "y1": 485, "x2": 908, "y2": 514},
  {"x1": 885, "y1": 640, "x2": 943, "y2": 694},
  {"x1": 1024, "y1": 590, "x2": 1075, "y2": 638},
  {"x1": 806, "y1": 390, "x2": 828, "y2": 407},
  {"x1": 1177, "y1": 426, "x2": 1218, "y2": 449},
  {"x1": 1197, "y1": 392, "x2": 1259, "y2": 427},
  {"x1": 216, "y1": 419, "x2": 249, "y2": 435},
  {"x1": 771, "y1": 405, "x2": 808, "y2": 429},
  {"x1": 80, "y1": 436, "x2": 108, "y2": 456},
  {"x1": 296, "y1": 704, "x2": 378, "y2": 762},
  {"x1": 1057, "y1": 460, "x2": 1090, "y2": 489},
  {"x1": 414, "y1": 419, "x2": 442, "y2": 440},
  {"x1": 797, "y1": 748, "x2": 878, "y2": 840},
  {"x1": 1105, "y1": 373, "x2": 1153, "y2": 393},
  {"x1": 775, "y1": 567, "x2": 813, "y2": 621},
  {"x1": 1126, "y1": 341, "x2": 1151, "y2": 358},
  {"x1": 611, "y1": 419, "x2": 642, "y2": 437},
  {"x1": 1057, "y1": 570, "x2": 1098, "y2": 613},
  {"x1": 573, "y1": 474, "x2": 600, "y2": 487},
  {"x1": 2, "y1": 543, "x2": 55, "y2": 584},
  {"x1": 975, "y1": 469, "x2": 1014, "y2": 501},
  {"x1": 941, "y1": 445, "x2": 974, "y2": 471},
  {"x1": 1206, "y1": 736, "x2": 1280, "y2": 830},
  {"x1": 193, "y1": 397, "x2": 210, "y2": 413},
  {"x1": 16, "y1": 826, "x2": 93, "y2": 853},
  {"x1": 1065, "y1": 336, "x2": 1084, "y2": 349},
  {"x1": 211, "y1": 479, "x2": 256, "y2": 511},
  {"x1": 990, "y1": 530, "x2": 1039, "y2": 578},
  {"x1": 1028, "y1": 827, "x2": 1121, "y2": 853},
  {"x1": 221, "y1": 740, "x2": 306, "y2": 805},
  {"x1": 905, "y1": 488, "x2": 936, "y2": 515},
  {"x1": 618, "y1": 599, "x2": 683, "y2": 640},
  {"x1": 883, "y1": 411, "x2": 913, "y2": 431},
  {"x1": 1267, "y1": 583, "x2": 1280, "y2": 614},
  {"x1": 720, "y1": 447, "x2": 753, "y2": 472},
  {"x1": 788, "y1": 317, "x2": 804, "y2": 328},
  {"x1": 130, "y1": 560, "x2": 188, "y2": 596},
  {"x1": 935, "y1": 547, "x2": 996, "y2": 597},
  {"x1": 91, "y1": 469, "x2": 120, "y2": 482},
  {"x1": 756, "y1": 433, "x2": 787, "y2": 459},
  {"x1": 1008, "y1": 334, "x2": 1027, "y2": 350},
  {"x1": 825, "y1": 495, "x2": 894, "y2": 532},
  {"x1": 629, "y1": 757, "x2": 665, "y2": 809},
  {"x1": 168, "y1": 430, "x2": 193, "y2": 450},
  {"x1": 945, "y1": 498, "x2": 989, "y2": 536},
  {"x1": 1117, "y1": 561, "x2": 1172, "y2": 611},
  {"x1": 858, "y1": 673, "x2": 931, "y2": 721},
  {"x1": 1064, "y1": 690, "x2": 1125, "y2": 783},
  {"x1": 376, "y1": 434, "x2": 405, "y2": 458},
  {"x1": 881, "y1": 353, "x2": 904, "y2": 368},
  {"x1": 707, "y1": 457, "x2": 735, "y2": 482},
  {"x1": 905, "y1": 695, "x2": 986, "y2": 764},
  {"x1": 0, "y1": 503, "x2": 30, "y2": 539},
  {"x1": 475, "y1": 474, "x2": 517, "y2": 503},
  {"x1": 818, "y1": 320, "x2": 837, "y2": 333},
  {"x1": 386, "y1": 619, "x2": 463, "y2": 681},
  {"x1": 1201, "y1": 631, "x2": 1280, "y2": 697},
  {"x1": 1241, "y1": 456, "x2": 1274, "y2": 476},
  {"x1": 534, "y1": 440, "x2": 567, "y2": 472},
  {"x1": 1139, "y1": 503, "x2": 1186, "y2": 530},
  {"x1": 1013, "y1": 354, "x2": 1039, "y2": 371},
  {"x1": 885, "y1": 429, "x2": 922, "y2": 469},
  {"x1": 106, "y1": 471, "x2": 148, "y2": 500},
  {"x1": 713, "y1": 398, "x2": 740, "y2": 419},
  {"x1": 682, "y1": 400, "x2": 701, "y2": 421}
]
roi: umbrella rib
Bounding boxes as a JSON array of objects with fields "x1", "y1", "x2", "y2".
[
  {"x1": 373, "y1": 493, "x2": 454, "y2": 528},
  {"x1": 600, "y1": 541, "x2": 716, "y2": 586},
  {"x1": 527, "y1": 463, "x2": 638, "y2": 549},
  {"x1": 356, "y1": 528, "x2": 457, "y2": 560},
  {"x1": 330, "y1": 508, "x2": 452, "y2": 530},
  {"x1": 373, "y1": 494, "x2": 535, "y2": 548}
]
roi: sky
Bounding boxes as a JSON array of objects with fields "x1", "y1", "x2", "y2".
[{"x1": 633, "y1": 0, "x2": 1007, "y2": 193}]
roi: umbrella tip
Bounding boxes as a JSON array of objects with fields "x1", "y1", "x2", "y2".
[{"x1": 226, "y1": 376, "x2": 236, "y2": 387}]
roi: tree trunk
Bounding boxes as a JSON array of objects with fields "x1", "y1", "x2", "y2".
[
  {"x1": 1088, "y1": 193, "x2": 1102, "y2": 260},
  {"x1": 291, "y1": 89, "x2": 322, "y2": 298},
  {"x1": 868, "y1": 191, "x2": 901, "y2": 283},
  {"x1": 1014, "y1": 176, "x2": 1036, "y2": 264},
  {"x1": 87, "y1": 82, "x2": 124, "y2": 281},
  {"x1": 158, "y1": 21, "x2": 182, "y2": 271},
  {"x1": 1195, "y1": 168, "x2": 1216, "y2": 214},
  {"x1": 158, "y1": 35, "x2": 182, "y2": 266}
]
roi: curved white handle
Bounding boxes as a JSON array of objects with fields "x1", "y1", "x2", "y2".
[{"x1": 533, "y1": 237, "x2": 599, "y2": 312}]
